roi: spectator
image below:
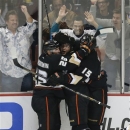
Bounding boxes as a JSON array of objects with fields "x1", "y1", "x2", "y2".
[
  {"x1": 89, "y1": 0, "x2": 114, "y2": 62},
  {"x1": 90, "y1": 0, "x2": 114, "y2": 18},
  {"x1": 14, "y1": 0, "x2": 38, "y2": 26},
  {"x1": 43, "y1": 0, "x2": 77, "y2": 29},
  {"x1": 0, "y1": 0, "x2": 15, "y2": 26},
  {"x1": 96, "y1": 0, "x2": 113, "y2": 19},
  {"x1": 126, "y1": 14, "x2": 130, "y2": 25},
  {"x1": 115, "y1": 0, "x2": 121, "y2": 9},
  {"x1": 0, "y1": 0, "x2": 14, "y2": 17},
  {"x1": 84, "y1": 9, "x2": 130, "y2": 91},
  {"x1": 57, "y1": 0, "x2": 74, "y2": 10},
  {"x1": 0, "y1": 9, "x2": 6, "y2": 26},
  {"x1": 0, "y1": 5, "x2": 37, "y2": 92},
  {"x1": 125, "y1": 5, "x2": 130, "y2": 25},
  {"x1": 73, "y1": 0, "x2": 91, "y2": 18},
  {"x1": 0, "y1": 0, "x2": 25, "y2": 26}
]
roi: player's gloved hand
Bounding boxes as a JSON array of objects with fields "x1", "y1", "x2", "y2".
[
  {"x1": 52, "y1": 32, "x2": 75, "y2": 45},
  {"x1": 100, "y1": 70, "x2": 107, "y2": 79},
  {"x1": 47, "y1": 72, "x2": 64, "y2": 86},
  {"x1": 98, "y1": 70, "x2": 108, "y2": 89},
  {"x1": 80, "y1": 34, "x2": 96, "y2": 55}
]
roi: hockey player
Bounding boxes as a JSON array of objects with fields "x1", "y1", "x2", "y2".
[
  {"x1": 31, "y1": 41, "x2": 62, "y2": 130},
  {"x1": 47, "y1": 33, "x2": 108, "y2": 130},
  {"x1": 31, "y1": 38, "x2": 96, "y2": 130}
]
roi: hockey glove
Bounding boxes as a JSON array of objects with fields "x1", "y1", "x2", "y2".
[
  {"x1": 47, "y1": 72, "x2": 64, "y2": 86},
  {"x1": 52, "y1": 32, "x2": 75, "y2": 45},
  {"x1": 100, "y1": 70, "x2": 107, "y2": 79},
  {"x1": 80, "y1": 34, "x2": 96, "y2": 55}
]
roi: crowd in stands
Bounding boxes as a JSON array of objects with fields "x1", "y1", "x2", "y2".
[{"x1": 0, "y1": 0, "x2": 130, "y2": 92}]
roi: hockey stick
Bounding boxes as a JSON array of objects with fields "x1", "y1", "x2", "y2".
[
  {"x1": 61, "y1": 85, "x2": 111, "y2": 109},
  {"x1": 13, "y1": 58, "x2": 110, "y2": 109},
  {"x1": 13, "y1": 58, "x2": 35, "y2": 74},
  {"x1": 13, "y1": 58, "x2": 44, "y2": 78}
]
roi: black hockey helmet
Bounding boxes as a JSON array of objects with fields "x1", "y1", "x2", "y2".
[
  {"x1": 52, "y1": 31, "x2": 75, "y2": 45},
  {"x1": 43, "y1": 40, "x2": 59, "y2": 53},
  {"x1": 80, "y1": 33, "x2": 96, "y2": 47},
  {"x1": 80, "y1": 33, "x2": 94, "y2": 44}
]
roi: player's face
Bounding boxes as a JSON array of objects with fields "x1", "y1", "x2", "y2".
[
  {"x1": 6, "y1": 15, "x2": 19, "y2": 32},
  {"x1": 52, "y1": 47, "x2": 60, "y2": 54},
  {"x1": 112, "y1": 13, "x2": 121, "y2": 29},
  {"x1": 73, "y1": 20, "x2": 84, "y2": 35},
  {"x1": 60, "y1": 43, "x2": 71, "y2": 55}
]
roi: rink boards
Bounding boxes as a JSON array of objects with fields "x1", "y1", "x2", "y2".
[{"x1": 0, "y1": 93, "x2": 130, "y2": 130}]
